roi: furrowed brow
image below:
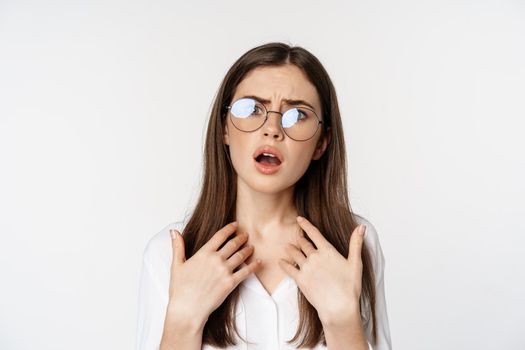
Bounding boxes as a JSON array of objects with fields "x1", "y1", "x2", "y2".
[{"x1": 240, "y1": 95, "x2": 316, "y2": 111}]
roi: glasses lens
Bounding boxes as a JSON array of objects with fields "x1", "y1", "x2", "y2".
[
  {"x1": 282, "y1": 108, "x2": 320, "y2": 141},
  {"x1": 229, "y1": 98, "x2": 320, "y2": 141},
  {"x1": 230, "y1": 98, "x2": 266, "y2": 132}
]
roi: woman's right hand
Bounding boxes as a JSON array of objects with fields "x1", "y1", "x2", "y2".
[{"x1": 164, "y1": 221, "x2": 261, "y2": 328}]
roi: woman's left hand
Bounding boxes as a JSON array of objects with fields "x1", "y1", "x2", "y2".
[{"x1": 278, "y1": 216, "x2": 367, "y2": 326}]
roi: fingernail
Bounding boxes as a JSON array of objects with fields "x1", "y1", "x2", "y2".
[
  {"x1": 232, "y1": 221, "x2": 238, "y2": 227},
  {"x1": 296, "y1": 216, "x2": 304, "y2": 222},
  {"x1": 170, "y1": 230, "x2": 177, "y2": 239},
  {"x1": 360, "y1": 225, "x2": 366, "y2": 236}
]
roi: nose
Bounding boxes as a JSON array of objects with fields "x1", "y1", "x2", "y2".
[{"x1": 261, "y1": 109, "x2": 285, "y2": 139}]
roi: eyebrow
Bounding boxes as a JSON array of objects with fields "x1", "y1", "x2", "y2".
[{"x1": 240, "y1": 94, "x2": 317, "y2": 111}]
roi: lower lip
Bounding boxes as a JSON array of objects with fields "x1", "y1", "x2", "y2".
[{"x1": 254, "y1": 158, "x2": 283, "y2": 174}]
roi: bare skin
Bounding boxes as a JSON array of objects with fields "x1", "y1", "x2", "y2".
[
  {"x1": 223, "y1": 64, "x2": 331, "y2": 295},
  {"x1": 240, "y1": 222, "x2": 303, "y2": 296}
]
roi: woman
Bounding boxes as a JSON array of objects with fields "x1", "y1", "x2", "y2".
[{"x1": 137, "y1": 42, "x2": 392, "y2": 350}]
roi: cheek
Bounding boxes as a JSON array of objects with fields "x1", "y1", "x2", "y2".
[
  {"x1": 229, "y1": 146, "x2": 247, "y2": 171},
  {"x1": 289, "y1": 142, "x2": 318, "y2": 169},
  {"x1": 289, "y1": 152, "x2": 308, "y2": 169},
  {"x1": 227, "y1": 130, "x2": 252, "y2": 170},
  {"x1": 280, "y1": 145, "x2": 318, "y2": 186}
]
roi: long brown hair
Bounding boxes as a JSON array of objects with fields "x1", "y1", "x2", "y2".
[{"x1": 180, "y1": 42, "x2": 378, "y2": 348}]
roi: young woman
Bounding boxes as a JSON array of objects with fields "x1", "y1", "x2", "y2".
[{"x1": 137, "y1": 42, "x2": 392, "y2": 350}]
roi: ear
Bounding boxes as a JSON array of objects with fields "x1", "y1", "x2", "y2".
[
  {"x1": 312, "y1": 126, "x2": 331, "y2": 160},
  {"x1": 223, "y1": 116, "x2": 230, "y2": 146}
]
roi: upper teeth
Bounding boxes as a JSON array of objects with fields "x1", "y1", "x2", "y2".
[{"x1": 262, "y1": 153, "x2": 276, "y2": 157}]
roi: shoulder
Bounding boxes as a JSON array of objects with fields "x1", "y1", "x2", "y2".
[
  {"x1": 141, "y1": 218, "x2": 188, "y2": 272},
  {"x1": 352, "y1": 213, "x2": 386, "y2": 282}
]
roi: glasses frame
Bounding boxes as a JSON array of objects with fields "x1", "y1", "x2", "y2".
[{"x1": 224, "y1": 97, "x2": 323, "y2": 142}]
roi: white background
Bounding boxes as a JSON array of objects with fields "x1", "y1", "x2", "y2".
[{"x1": 1, "y1": 0, "x2": 524, "y2": 349}]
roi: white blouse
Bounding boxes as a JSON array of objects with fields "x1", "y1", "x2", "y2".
[{"x1": 136, "y1": 214, "x2": 392, "y2": 350}]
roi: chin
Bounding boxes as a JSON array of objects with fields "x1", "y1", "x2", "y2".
[
  {"x1": 247, "y1": 175, "x2": 304, "y2": 195},
  {"x1": 232, "y1": 162, "x2": 307, "y2": 192},
  {"x1": 249, "y1": 180, "x2": 288, "y2": 193}
]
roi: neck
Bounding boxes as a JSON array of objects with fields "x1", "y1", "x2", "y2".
[{"x1": 234, "y1": 179, "x2": 299, "y2": 242}]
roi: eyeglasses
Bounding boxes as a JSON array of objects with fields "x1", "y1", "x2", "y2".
[{"x1": 224, "y1": 97, "x2": 323, "y2": 141}]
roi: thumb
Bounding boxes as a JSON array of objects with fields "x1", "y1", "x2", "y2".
[
  {"x1": 170, "y1": 229, "x2": 186, "y2": 265},
  {"x1": 348, "y1": 224, "x2": 366, "y2": 261}
]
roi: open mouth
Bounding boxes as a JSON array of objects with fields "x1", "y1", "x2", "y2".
[{"x1": 254, "y1": 154, "x2": 282, "y2": 166}]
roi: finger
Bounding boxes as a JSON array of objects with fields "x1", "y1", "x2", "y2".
[
  {"x1": 226, "y1": 244, "x2": 254, "y2": 270},
  {"x1": 231, "y1": 257, "x2": 262, "y2": 286},
  {"x1": 296, "y1": 236, "x2": 317, "y2": 257},
  {"x1": 203, "y1": 222, "x2": 239, "y2": 252},
  {"x1": 170, "y1": 229, "x2": 186, "y2": 265},
  {"x1": 348, "y1": 224, "x2": 366, "y2": 263},
  {"x1": 278, "y1": 258, "x2": 300, "y2": 280},
  {"x1": 285, "y1": 243, "x2": 308, "y2": 267},
  {"x1": 296, "y1": 216, "x2": 330, "y2": 250},
  {"x1": 218, "y1": 231, "x2": 249, "y2": 259}
]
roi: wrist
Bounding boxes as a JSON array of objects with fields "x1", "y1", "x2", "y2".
[
  {"x1": 165, "y1": 301, "x2": 208, "y2": 333},
  {"x1": 322, "y1": 310, "x2": 368, "y2": 350},
  {"x1": 319, "y1": 306, "x2": 361, "y2": 327},
  {"x1": 320, "y1": 302, "x2": 361, "y2": 328},
  {"x1": 166, "y1": 314, "x2": 207, "y2": 334},
  {"x1": 160, "y1": 314, "x2": 207, "y2": 349}
]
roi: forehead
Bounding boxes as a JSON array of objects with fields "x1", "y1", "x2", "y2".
[{"x1": 233, "y1": 64, "x2": 321, "y2": 113}]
